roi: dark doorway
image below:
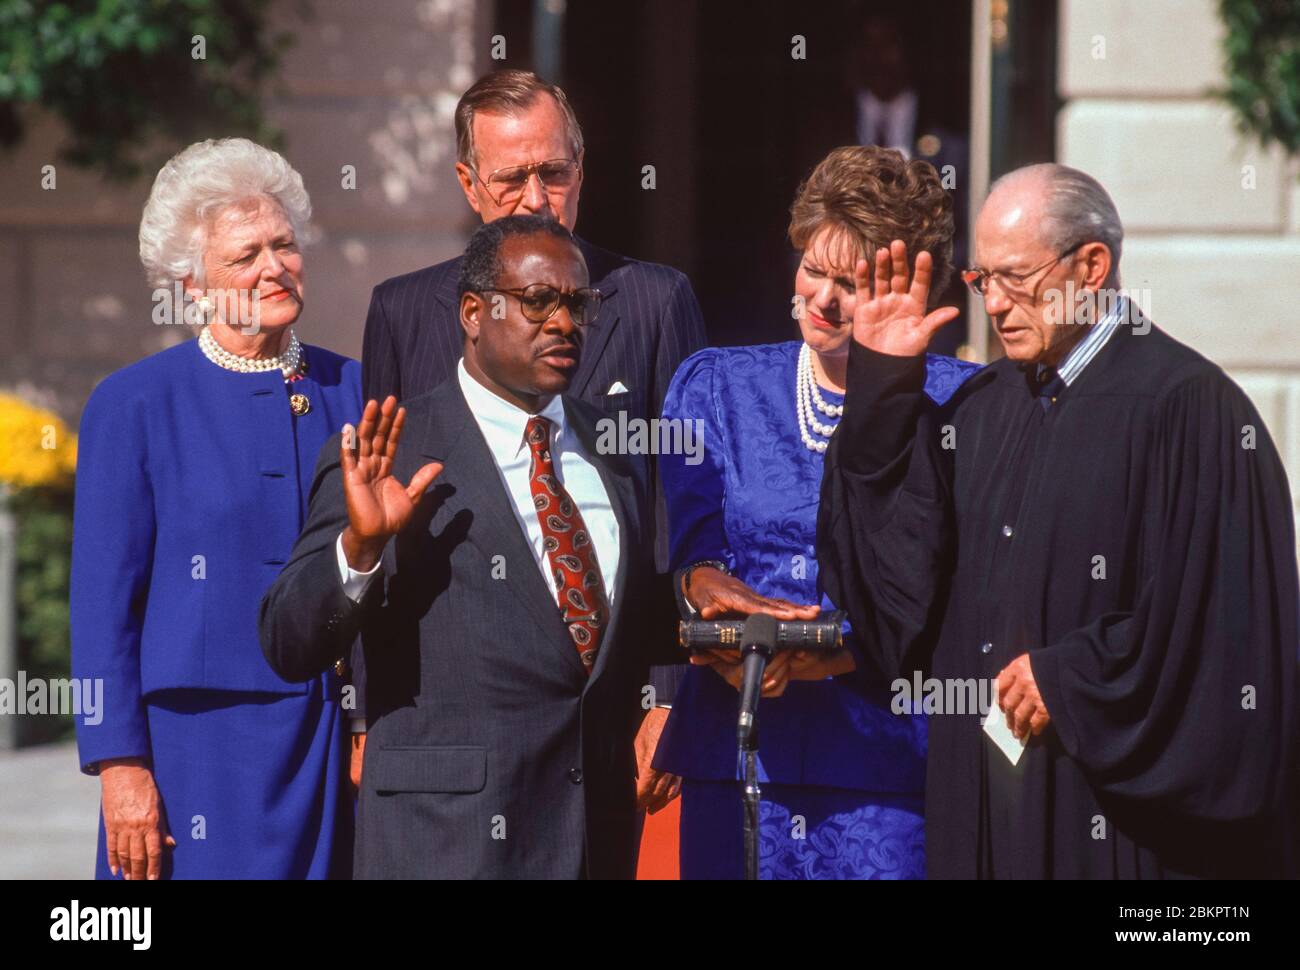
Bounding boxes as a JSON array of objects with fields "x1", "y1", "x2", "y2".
[{"x1": 495, "y1": 0, "x2": 973, "y2": 350}]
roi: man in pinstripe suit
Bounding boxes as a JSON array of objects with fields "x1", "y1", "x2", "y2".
[{"x1": 354, "y1": 70, "x2": 705, "y2": 815}]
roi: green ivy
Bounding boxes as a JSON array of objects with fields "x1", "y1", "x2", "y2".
[
  {"x1": 0, "y1": 0, "x2": 294, "y2": 181},
  {"x1": 1220, "y1": 0, "x2": 1300, "y2": 158},
  {"x1": 9, "y1": 487, "x2": 74, "y2": 743}
]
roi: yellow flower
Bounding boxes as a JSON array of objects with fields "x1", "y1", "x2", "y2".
[{"x1": 0, "y1": 393, "x2": 78, "y2": 491}]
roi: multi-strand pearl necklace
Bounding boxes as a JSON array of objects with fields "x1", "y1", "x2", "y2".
[
  {"x1": 199, "y1": 326, "x2": 303, "y2": 379},
  {"x1": 796, "y1": 342, "x2": 843, "y2": 453}
]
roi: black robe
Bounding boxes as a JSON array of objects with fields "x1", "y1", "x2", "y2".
[{"x1": 818, "y1": 316, "x2": 1299, "y2": 878}]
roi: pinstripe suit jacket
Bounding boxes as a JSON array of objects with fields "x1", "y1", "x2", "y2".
[
  {"x1": 362, "y1": 239, "x2": 704, "y2": 435},
  {"x1": 260, "y1": 379, "x2": 681, "y2": 878},
  {"x1": 360, "y1": 237, "x2": 706, "y2": 699}
]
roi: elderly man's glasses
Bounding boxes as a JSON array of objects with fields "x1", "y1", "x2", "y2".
[
  {"x1": 471, "y1": 158, "x2": 581, "y2": 207},
  {"x1": 962, "y1": 242, "x2": 1085, "y2": 297},
  {"x1": 482, "y1": 283, "x2": 603, "y2": 327}
]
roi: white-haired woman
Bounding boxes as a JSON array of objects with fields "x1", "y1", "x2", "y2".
[{"x1": 70, "y1": 138, "x2": 362, "y2": 879}]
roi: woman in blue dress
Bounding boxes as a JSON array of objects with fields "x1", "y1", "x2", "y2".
[
  {"x1": 655, "y1": 146, "x2": 980, "y2": 879},
  {"x1": 71, "y1": 138, "x2": 362, "y2": 879}
]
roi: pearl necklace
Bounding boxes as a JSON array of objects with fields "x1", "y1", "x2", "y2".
[
  {"x1": 796, "y1": 342, "x2": 844, "y2": 453},
  {"x1": 199, "y1": 326, "x2": 303, "y2": 379}
]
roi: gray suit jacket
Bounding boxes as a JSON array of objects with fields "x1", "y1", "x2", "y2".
[
  {"x1": 360, "y1": 240, "x2": 707, "y2": 701},
  {"x1": 260, "y1": 377, "x2": 679, "y2": 878}
]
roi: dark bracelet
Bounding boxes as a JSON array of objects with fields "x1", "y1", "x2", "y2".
[{"x1": 675, "y1": 559, "x2": 729, "y2": 618}]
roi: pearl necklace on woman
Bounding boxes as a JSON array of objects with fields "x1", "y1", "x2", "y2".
[
  {"x1": 796, "y1": 342, "x2": 844, "y2": 453},
  {"x1": 199, "y1": 325, "x2": 303, "y2": 378}
]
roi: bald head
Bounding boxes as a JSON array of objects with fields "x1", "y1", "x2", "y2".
[
  {"x1": 981, "y1": 164, "x2": 1123, "y2": 288},
  {"x1": 973, "y1": 164, "x2": 1124, "y2": 363}
]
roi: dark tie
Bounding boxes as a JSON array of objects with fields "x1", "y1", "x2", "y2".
[
  {"x1": 1029, "y1": 364, "x2": 1067, "y2": 411},
  {"x1": 525, "y1": 415, "x2": 610, "y2": 674},
  {"x1": 874, "y1": 116, "x2": 891, "y2": 148}
]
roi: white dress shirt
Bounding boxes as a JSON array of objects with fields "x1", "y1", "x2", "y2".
[
  {"x1": 337, "y1": 360, "x2": 621, "y2": 608},
  {"x1": 855, "y1": 88, "x2": 918, "y2": 157}
]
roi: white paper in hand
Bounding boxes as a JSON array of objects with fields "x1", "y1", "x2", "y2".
[{"x1": 982, "y1": 705, "x2": 1027, "y2": 765}]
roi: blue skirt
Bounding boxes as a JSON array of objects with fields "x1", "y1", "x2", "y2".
[
  {"x1": 94, "y1": 684, "x2": 351, "y2": 880},
  {"x1": 680, "y1": 778, "x2": 925, "y2": 880}
]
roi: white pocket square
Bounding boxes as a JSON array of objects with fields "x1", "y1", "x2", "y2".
[{"x1": 606, "y1": 381, "x2": 629, "y2": 395}]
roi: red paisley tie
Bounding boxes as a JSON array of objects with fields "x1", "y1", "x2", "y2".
[{"x1": 525, "y1": 415, "x2": 610, "y2": 674}]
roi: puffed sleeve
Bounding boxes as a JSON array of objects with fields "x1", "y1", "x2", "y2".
[
  {"x1": 658, "y1": 348, "x2": 734, "y2": 573},
  {"x1": 70, "y1": 379, "x2": 155, "y2": 773}
]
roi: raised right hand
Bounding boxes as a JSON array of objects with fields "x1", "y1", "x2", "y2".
[
  {"x1": 340, "y1": 396, "x2": 443, "y2": 570},
  {"x1": 99, "y1": 758, "x2": 175, "y2": 880},
  {"x1": 851, "y1": 240, "x2": 960, "y2": 357}
]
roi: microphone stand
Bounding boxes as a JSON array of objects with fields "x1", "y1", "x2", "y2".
[
  {"x1": 679, "y1": 611, "x2": 845, "y2": 880},
  {"x1": 740, "y1": 723, "x2": 763, "y2": 881},
  {"x1": 736, "y1": 632, "x2": 775, "y2": 881}
]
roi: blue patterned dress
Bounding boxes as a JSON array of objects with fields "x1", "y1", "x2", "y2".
[{"x1": 654, "y1": 340, "x2": 979, "y2": 879}]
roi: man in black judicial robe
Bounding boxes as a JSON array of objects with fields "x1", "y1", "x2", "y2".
[{"x1": 817, "y1": 163, "x2": 1299, "y2": 878}]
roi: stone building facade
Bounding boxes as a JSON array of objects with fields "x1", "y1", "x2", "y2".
[
  {"x1": 0, "y1": 0, "x2": 486, "y2": 418},
  {"x1": 1058, "y1": 0, "x2": 1300, "y2": 553}
]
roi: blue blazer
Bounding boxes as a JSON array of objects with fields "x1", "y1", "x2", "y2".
[{"x1": 70, "y1": 337, "x2": 362, "y2": 771}]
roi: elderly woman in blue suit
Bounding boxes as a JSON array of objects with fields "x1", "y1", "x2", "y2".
[
  {"x1": 70, "y1": 138, "x2": 362, "y2": 879},
  {"x1": 656, "y1": 146, "x2": 980, "y2": 879}
]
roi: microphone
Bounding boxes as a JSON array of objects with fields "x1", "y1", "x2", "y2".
[
  {"x1": 679, "y1": 611, "x2": 846, "y2": 654},
  {"x1": 736, "y1": 614, "x2": 779, "y2": 751}
]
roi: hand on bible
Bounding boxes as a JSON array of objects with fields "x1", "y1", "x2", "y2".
[
  {"x1": 684, "y1": 567, "x2": 820, "y2": 622},
  {"x1": 851, "y1": 240, "x2": 960, "y2": 357},
  {"x1": 683, "y1": 569, "x2": 818, "y2": 696},
  {"x1": 692, "y1": 647, "x2": 796, "y2": 697},
  {"x1": 787, "y1": 648, "x2": 857, "y2": 682},
  {"x1": 996, "y1": 653, "x2": 1051, "y2": 740},
  {"x1": 340, "y1": 396, "x2": 443, "y2": 571}
]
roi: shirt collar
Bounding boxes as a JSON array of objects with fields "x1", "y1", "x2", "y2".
[
  {"x1": 457, "y1": 359, "x2": 567, "y2": 459},
  {"x1": 1053, "y1": 295, "x2": 1128, "y2": 387},
  {"x1": 858, "y1": 88, "x2": 918, "y2": 121}
]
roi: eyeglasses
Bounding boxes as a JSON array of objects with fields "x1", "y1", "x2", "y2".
[
  {"x1": 470, "y1": 158, "x2": 581, "y2": 207},
  {"x1": 482, "y1": 283, "x2": 603, "y2": 327},
  {"x1": 962, "y1": 242, "x2": 1085, "y2": 297}
]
